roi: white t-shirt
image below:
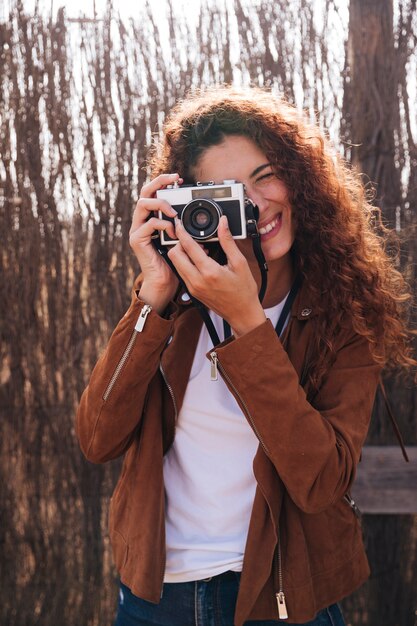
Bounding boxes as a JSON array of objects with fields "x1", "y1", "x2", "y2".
[{"x1": 163, "y1": 298, "x2": 288, "y2": 583}]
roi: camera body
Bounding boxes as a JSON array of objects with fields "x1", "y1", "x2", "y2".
[{"x1": 156, "y1": 180, "x2": 247, "y2": 245}]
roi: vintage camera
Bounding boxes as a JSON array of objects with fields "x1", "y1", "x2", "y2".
[{"x1": 156, "y1": 180, "x2": 248, "y2": 245}]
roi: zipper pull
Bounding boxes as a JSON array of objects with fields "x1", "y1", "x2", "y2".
[
  {"x1": 135, "y1": 304, "x2": 152, "y2": 332},
  {"x1": 276, "y1": 591, "x2": 288, "y2": 619},
  {"x1": 210, "y1": 351, "x2": 218, "y2": 381},
  {"x1": 344, "y1": 493, "x2": 362, "y2": 519}
]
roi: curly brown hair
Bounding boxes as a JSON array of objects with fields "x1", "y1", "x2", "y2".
[{"x1": 148, "y1": 85, "x2": 416, "y2": 387}]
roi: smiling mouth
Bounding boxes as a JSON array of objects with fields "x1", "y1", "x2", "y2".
[{"x1": 258, "y1": 214, "x2": 282, "y2": 235}]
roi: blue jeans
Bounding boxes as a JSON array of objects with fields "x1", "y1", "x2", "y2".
[{"x1": 113, "y1": 571, "x2": 346, "y2": 626}]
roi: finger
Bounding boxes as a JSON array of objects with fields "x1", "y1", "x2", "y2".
[
  {"x1": 130, "y1": 216, "x2": 176, "y2": 243},
  {"x1": 217, "y1": 216, "x2": 245, "y2": 266},
  {"x1": 174, "y1": 218, "x2": 212, "y2": 268},
  {"x1": 168, "y1": 242, "x2": 200, "y2": 285},
  {"x1": 131, "y1": 198, "x2": 177, "y2": 232},
  {"x1": 140, "y1": 173, "x2": 184, "y2": 199}
]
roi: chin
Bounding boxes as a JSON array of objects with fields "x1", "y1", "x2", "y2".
[{"x1": 263, "y1": 243, "x2": 293, "y2": 263}]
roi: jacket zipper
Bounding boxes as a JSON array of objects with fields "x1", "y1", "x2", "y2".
[
  {"x1": 344, "y1": 492, "x2": 362, "y2": 519},
  {"x1": 210, "y1": 351, "x2": 287, "y2": 617},
  {"x1": 274, "y1": 531, "x2": 288, "y2": 619},
  {"x1": 102, "y1": 304, "x2": 152, "y2": 401},
  {"x1": 159, "y1": 363, "x2": 178, "y2": 420}
]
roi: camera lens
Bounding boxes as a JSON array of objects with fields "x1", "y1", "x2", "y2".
[
  {"x1": 181, "y1": 199, "x2": 222, "y2": 240},
  {"x1": 193, "y1": 209, "x2": 211, "y2": 229}
]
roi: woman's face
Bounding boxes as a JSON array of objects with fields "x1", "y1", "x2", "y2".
[{"x1": 192, "y1": 135, "x2": 295, "y2": 263}]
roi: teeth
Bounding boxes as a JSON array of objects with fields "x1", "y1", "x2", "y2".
[{"x1": 259, "y1": 216, "x2": 279, "y2": 235}]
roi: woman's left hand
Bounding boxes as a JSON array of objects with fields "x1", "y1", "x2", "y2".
[{"x1": 168, "y1": 215, "x2": 266, "y2": 338}]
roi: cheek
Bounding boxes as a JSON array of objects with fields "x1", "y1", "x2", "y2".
[
  {"x1": 287, "y1": 216, "x2": 296, "y2": 247},
  {"x1": 271, "y1": 180, "x2": 290, "y2": 202},
  {"x1": 281, "y1": 204, "x2": 294, "y2": 230},
  {"x1": 287, "y1": 206, "x2": 296, "y2": 238}
]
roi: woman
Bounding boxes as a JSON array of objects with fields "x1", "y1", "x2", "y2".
[{"x1": 76, "y1": 87, "x2": 415, "y2": 626}]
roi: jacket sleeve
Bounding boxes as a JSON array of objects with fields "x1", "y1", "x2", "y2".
[
  {"x1": 75, "y1": 284, "x2": 178, "y2": 464},
  {"x1": 209, "y1": 318, "x2": 382, "y2": 513}
]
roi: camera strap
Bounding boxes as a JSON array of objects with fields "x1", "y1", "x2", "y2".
[{"x1": 245, "y1": 199, "x2": 268, "y2": 304}]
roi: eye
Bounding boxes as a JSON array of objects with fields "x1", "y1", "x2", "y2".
[{"x1": 255, "y1": 172, "x2": 275, "y2": 183}]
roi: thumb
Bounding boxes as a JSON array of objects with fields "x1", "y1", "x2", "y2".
[{"x1": 217, "y1": 215, "x2": 242, "y2": 263}]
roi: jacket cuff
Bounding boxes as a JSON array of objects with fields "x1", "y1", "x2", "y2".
[{"x1": 133, "y1": 290, "x2": 180, "y2": 321}]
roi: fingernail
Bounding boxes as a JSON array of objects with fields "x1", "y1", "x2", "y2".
[
  {"x1": 174, "y1": 217, "x2": 180, "y2": 226},
  {"x1": 170, "y1": 208, "x2": 178, "y2": 216}
]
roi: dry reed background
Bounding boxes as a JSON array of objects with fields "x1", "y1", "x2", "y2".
[{"x1": 0, "y1": 0, "x2": 416, "y2": 624}]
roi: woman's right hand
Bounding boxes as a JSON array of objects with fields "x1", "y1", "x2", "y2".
[{"x1": 130, "y1": 173, "x2": 182, "y2": 314}]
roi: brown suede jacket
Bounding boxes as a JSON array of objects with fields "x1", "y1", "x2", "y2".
[{"x1": 76, "y1": 275, "x2": 381, "y2": 624}]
